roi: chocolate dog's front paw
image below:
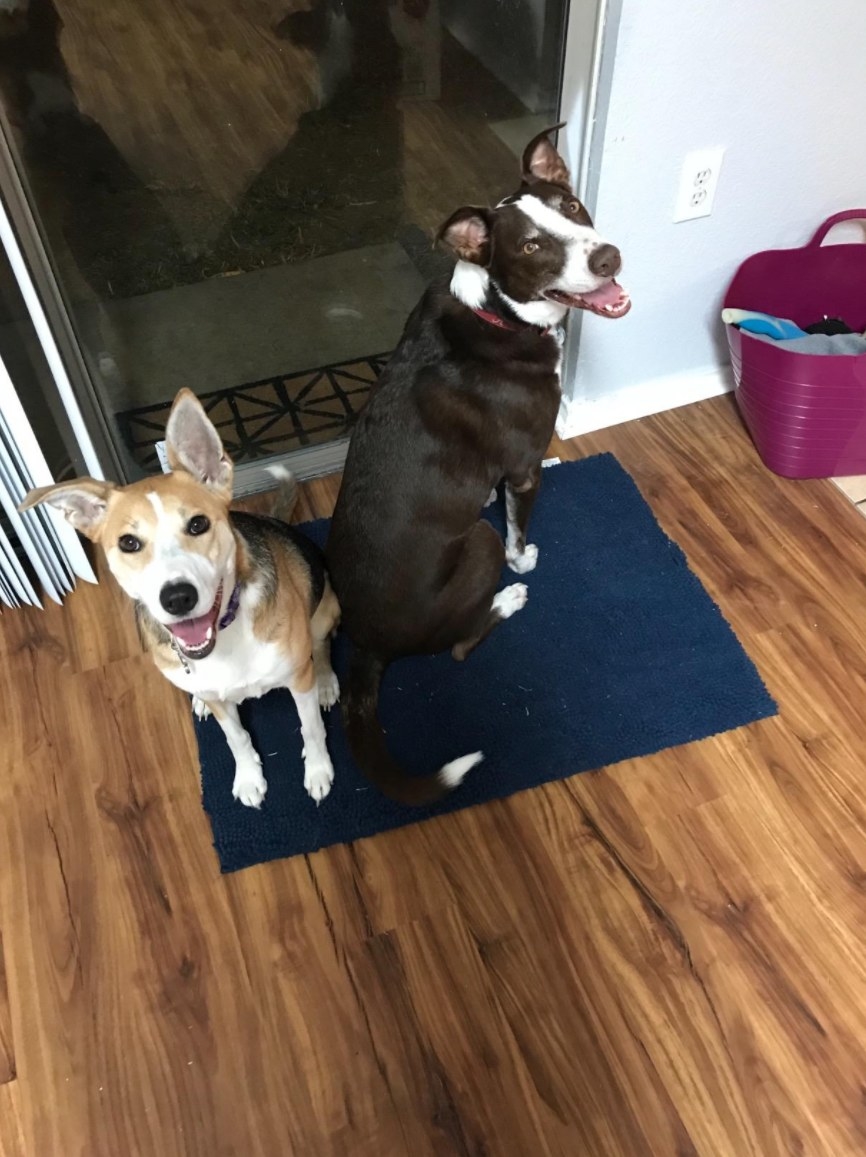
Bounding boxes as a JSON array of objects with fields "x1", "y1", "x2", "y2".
[
  {"x1": 492, "y1": 583, "x2": 529, "y2": 619},
  {"x1": 506, "y1": 543, "x2": 538, "y2": 574}
]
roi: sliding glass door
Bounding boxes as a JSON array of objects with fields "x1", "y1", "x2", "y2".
[
  {"x1": 0, "y1": 0, "x2": 576, "y2": 487},
  {"x1": 0, "y1": 199, "x2": 96, "y2": 604}
]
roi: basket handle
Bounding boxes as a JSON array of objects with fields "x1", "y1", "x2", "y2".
[{"x1": 807, "y1": 210, "x2": 866, "y2": 247}]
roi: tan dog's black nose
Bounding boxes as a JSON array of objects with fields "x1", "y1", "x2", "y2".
[
  {"x1": 589, "y1": 243, "x2": 621, "y2": 279},
  {"x1": 160, "y1": 581, "x2": 198, "y2": 617}
]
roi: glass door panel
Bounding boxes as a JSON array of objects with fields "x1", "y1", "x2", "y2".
[{"x1": 0, "y1": 0, "x2": 570, "y2": 479}]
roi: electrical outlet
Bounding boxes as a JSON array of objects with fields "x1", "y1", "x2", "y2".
[{"x1": 673, "y1": 148, "x2": 725, "y2": 222}]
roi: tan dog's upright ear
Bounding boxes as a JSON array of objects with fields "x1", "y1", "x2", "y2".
[
  {"x1": 165, "y1": 388, "x2": 233, "y2": 499},
  {"x1": 19, "y1": 479, "x2": 116, "y2": 541},
  {"x1": 521, "y1": 122, "x2": 571, "y2": 188},
  {"x1": 437, "y1": 207, "x2": 493, "y2": 266}
]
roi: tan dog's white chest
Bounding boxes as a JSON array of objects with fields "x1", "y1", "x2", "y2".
[{"x1": 163, "y1": 607, "x2": 293, "y2": 704}]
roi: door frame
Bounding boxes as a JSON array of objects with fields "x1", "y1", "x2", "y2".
[
  {"x1": 0, "y1": 114, "x2": 122, "y2": 481},
  {"x1": 557, "y1": 0, "x2": 623, "y2": 419}
]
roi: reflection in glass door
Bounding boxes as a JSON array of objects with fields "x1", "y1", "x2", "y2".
[{"x1": 0, "y1": 0, "x2": 570, "y2": 482}]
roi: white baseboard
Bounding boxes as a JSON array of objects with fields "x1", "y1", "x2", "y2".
[{"x1": 556, "y1": 366, "x2": 734, "y2": 440}]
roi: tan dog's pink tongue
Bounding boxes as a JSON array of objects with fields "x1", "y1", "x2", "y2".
[{"x1": 170, "y1": 614, "x2": 214, "y2": 648}]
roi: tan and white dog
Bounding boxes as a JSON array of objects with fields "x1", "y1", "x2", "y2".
[{"x1": 20, "y1": 388, "x2": 341, "y2": 808}]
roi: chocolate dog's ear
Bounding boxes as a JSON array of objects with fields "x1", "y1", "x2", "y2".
[
  {"x1": 165, "y1": 388, "x2": 233, "y2": 499},
  {"x1": 522, "y1": 123, "x2": 571, "y2": 188},
  {"x1": 437, "y1": 207, "x2": 493, "y2": 266},
  {"x1": 19, "y1": 478, "x2": 116, "y2": 541}
]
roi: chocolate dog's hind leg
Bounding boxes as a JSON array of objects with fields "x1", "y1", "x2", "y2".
[{"x1": 439, "y1": 521, "x2": 529, "y2": 661}]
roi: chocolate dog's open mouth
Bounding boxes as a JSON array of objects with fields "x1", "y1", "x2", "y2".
[
  {"x1": 166, "y1": 584, "x2": 222, "y2": 661},
  {"x1": 546, "y1": 280, "x2": 631, "y2": 319}
]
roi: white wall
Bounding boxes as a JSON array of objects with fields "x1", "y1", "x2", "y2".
[{"x1": 565, "y1": 0, "x2": 866, "y2": 423}]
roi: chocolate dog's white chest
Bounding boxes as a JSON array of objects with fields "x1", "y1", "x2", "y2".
[{"x1": 164, "y1": 610, "x2": 293, "y2": 704}]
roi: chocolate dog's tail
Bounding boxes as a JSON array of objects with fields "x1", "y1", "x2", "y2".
[
  {"x1": 265, "y1": 464, "x2": 299, "y2": 522},
  {"x1": 345, "y1": 648, "x2": 482, "y2": 806}
]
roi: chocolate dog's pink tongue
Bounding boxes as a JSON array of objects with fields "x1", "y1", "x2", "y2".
[
  {"x1": 170, "y1": 614, "x2": 214, "y2": 648},
  {"x1": 580, "y1": 279, "x2": 624, "y2": 307}
]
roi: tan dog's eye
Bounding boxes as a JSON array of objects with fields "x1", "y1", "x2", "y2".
[
  {"x1": 523, "y1": 241, "x2": 539, "y2": 255},
  {"x1": 564, "y1": 200, "x2": 580, "y2": 214},
  {"x1": 186, "y1": 514, "x2": 210, "y2": 536},
  {"x1": 118, "y1": 534, "x2": 142, "y2": 553}
]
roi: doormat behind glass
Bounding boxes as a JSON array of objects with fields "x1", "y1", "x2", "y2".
[{"x1": 115, "y1": 352, "x2": 390, "y2": 472}]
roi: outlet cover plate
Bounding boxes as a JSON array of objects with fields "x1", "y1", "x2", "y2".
[{"x1": 673, "y1": 148, "x2": 725, "y2": 222}]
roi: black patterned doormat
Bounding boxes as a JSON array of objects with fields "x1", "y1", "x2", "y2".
[{"x1": 115, "y1": 352, "x2": 391, "y2": 471}]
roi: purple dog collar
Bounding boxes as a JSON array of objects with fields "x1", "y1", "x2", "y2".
[{"x1": 218, "y1": 583, "x2": 242, "y2": 630}]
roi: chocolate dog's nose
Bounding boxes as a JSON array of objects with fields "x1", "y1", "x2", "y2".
[
  {"x1": 588, "y1": 243, "x2": 621, "y2": 279},
  {"x1": 160, "y1": 581, "x2": 198, "y2": 617}
]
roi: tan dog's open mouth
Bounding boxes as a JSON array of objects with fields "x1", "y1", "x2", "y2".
[{"x1": 167, "y1": 584, "x2": 223, "y2": 660}]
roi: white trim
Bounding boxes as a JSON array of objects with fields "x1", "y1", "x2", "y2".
[
  {"x1": 0, "y1": 194, "x2": 105, "y2": 479},
  {"x1": 557, "y1": 1, "x2": 623, "y2": 413},
  {"x1": 0, "y1": 507, "x2": 40, "y2": 607},
  {"x1": 556, "y1": 365, "x2": 733, "y2": 439},
  {"x1": 155, "y1": 437, "x2": 349, "y2": 495},
  {"x1": 577, "y1": 0, "x2": 610, "y2": 202},
  {"x1": 233, "y1": 438, "x2": 350, "y2": 497},
  {"x1": 0, "y1": 348, "x2": 97, "y2": 594}
]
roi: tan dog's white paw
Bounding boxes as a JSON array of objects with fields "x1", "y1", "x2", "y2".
[
  {"x1": 304, "y1": 758, "x2": 334, "y2": 804},
  {"x1": 317, "y1": 670, "x2": 340, "y2": 710},
  {"x1": 233, "y1": 758, "x2": 267, "y2": 808},
  {"x1": 191, "y1": 696, "x2": 211, "y2": 720}
]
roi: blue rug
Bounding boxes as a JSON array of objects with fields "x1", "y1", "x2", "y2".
[{"x1": 196, "y1": 454, "x2": 776, "y2": 872}]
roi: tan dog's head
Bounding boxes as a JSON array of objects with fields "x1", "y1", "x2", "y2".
[{"x1": 21, "y1": 389, "x2": 237, "y2": 660}]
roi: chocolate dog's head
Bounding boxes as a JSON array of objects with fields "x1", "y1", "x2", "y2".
[{"x1": 438, "y1": 124, "x2": 630, "y2": 326}]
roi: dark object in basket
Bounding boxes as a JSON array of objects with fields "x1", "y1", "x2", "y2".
[
  {"x1": 804, "y1": 316, "x2": 855, "y2": 336},
  {"x1": 724, "y1": 209, "x2": 866, "y2": 479}
]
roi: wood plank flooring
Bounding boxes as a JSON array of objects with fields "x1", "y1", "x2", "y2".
[{"x1": 4, "y1": 394, "x2": 866, "y2": 1154}]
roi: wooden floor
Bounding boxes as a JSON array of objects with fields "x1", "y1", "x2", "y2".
[{"x1": 4, "y1": 395, "x2": 866, "y2": 1155}]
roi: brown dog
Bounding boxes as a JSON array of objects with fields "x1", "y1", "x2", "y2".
[{"x1": 326, "y1": 125, "x2": 629, "y2": 805}]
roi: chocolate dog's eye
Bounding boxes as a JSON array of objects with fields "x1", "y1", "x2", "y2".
[
  {"x1": 564, "y1": 200, "x2": 580, "y2": 214},
  {"x1": 523, "y1": 241, "x2": 539, "y2": 255},
  {"x1": 118, "y1": 534, "x2": 142, "y2": 553},
  {"x1": 187, "y1": 514, "x2": 210, "y2": 536}
]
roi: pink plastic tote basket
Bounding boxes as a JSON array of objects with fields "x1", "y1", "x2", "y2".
[{"x1": 723, "y1": 209, "x2": 866, "y2": 478}]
